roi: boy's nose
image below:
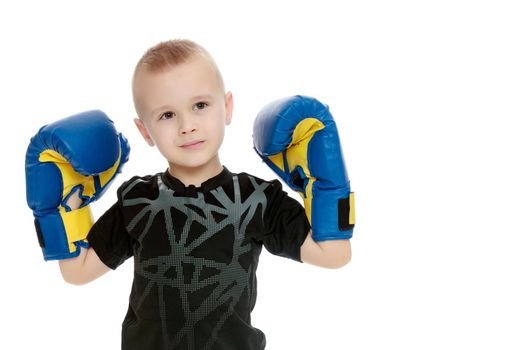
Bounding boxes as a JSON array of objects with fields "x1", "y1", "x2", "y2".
[
  {"x1": 180, "y1": 126, "x2": 196, "y2": 135},
  {"x1": 178, "y1": 115, "x2": 197, "y2": 134}
]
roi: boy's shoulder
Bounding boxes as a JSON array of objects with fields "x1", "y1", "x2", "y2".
[
  {"x1": 236, "y1": 170, "x2": 276, "y2": 184},
  {"x1": 120, "y1": 172, "x2": 160, "y2": 185},
  {"x1": 234, "y1": 170, "x2": 285, "y2": 196},
  {"x1": 116, "y1": 172, "x2": 162, "y2": 200}
]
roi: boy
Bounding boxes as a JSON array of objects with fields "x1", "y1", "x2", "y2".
[{"x1": 47, "y1": 40, "x2": 352, "y2": 349}]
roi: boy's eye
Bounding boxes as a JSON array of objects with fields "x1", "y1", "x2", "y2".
[
  {"x1": 160, "y1": 112, "x2": 175, "y2": 120},
  {"x1": 193, "y1": 102, "x2": 208, "y2": 110}
]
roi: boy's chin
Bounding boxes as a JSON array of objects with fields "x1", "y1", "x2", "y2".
[{"x1": 168, "y1": 158, "x2": 220, "y2": 171}]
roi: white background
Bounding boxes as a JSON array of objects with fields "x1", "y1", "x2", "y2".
[{"x1": 1, "y1": 0, "x2": 524, "y2": 349}]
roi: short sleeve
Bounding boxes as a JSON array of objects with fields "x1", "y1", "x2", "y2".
[
  {"x1": 87, "y1": 202, "x2": 133, "y2": 270},
  {"x1": 260, "y1": 180, "x2": 311, "y2": 262}
]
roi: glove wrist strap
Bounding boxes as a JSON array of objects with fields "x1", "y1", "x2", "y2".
[
  {"x1": 35, "y1": 206, "x2": 93, "y2": 261},
  {"x1": 311, "y1": 187, "x2": 354, "y2": 241}
]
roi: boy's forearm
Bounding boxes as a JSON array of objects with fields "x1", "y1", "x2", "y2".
[
  {"x1": 59, "y1": 247, "x2": 89, "y2": 285},
  {"x1": 59, "y1": 247, "x2": 110, "y2": 285},
  {"x1": 58, "y1": 192, "x2": 111, "y2": 285},
  {"x1": 300, "y1": 232, "x2": 352, "y2": 269}
]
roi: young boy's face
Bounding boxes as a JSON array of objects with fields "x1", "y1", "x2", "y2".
[{"x1": 133, "y1": 55, "x2": 233, "y2": 174}]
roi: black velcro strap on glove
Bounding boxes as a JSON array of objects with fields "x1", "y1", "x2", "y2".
[{"x1": 338, "y1": 193, "x2": 355, "y2": 231}]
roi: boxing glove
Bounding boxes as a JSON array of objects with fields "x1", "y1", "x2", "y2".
[
  {"x1": 26, "y1": 110, "x2": 130, "y2": 260},
  {"x1": 253, "y1": 95, "x2": 354, "y2": 241}
]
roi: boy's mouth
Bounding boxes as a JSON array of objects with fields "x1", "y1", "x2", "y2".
[{"x1": 180, "y1": 140, "x2": 205, "y2": 149}]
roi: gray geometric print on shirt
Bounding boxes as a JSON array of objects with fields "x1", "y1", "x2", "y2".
[{"x1": 121, "y1": 174, "x2": 269, "y2": 349}]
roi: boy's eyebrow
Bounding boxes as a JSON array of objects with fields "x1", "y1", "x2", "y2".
[{"x1": 191, "y1": 94, "x2": 214, "y2": 101}]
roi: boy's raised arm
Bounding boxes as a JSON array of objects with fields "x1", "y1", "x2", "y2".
[
  {"x1": 300, "y1": 232, "x2": 351, "y2": 269},
  {"x1": 25, "y1": 110, "x2": 130, "y2": 282},
  {"x1": 253, "y1": 96, "x2": 355, "y2": 262},
  {"x1": 59, "y1": 247, "x2": 110, "y2": 285},
  {"x1": 58, "y1": 191, "x2": 111, "y2": 285}
]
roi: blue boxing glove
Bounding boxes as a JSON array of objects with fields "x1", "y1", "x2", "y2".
[
  {"x1": 25, "y1": 110, "x2": 130, "y2": 260},
  {"x1": 253, "y1": 95, "x2": 354, "y2": 241}
]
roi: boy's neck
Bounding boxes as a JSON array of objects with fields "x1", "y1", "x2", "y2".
[{"x1": 167, "y1": 159, "x2": 224, "y2": 188}]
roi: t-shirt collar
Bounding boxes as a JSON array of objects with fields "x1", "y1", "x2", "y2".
[{"x1": 161, "y1": 166, "x2": 233, "y2": 195}]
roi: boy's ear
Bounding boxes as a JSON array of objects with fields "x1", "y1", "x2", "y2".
[
  {"x1": 225, "y1": 91, "x2": 233, "y2": 125},
  {"x1": 134, "y1": 118, "x2": 155, "y2": 146}
]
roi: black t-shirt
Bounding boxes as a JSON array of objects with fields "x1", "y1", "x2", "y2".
[{"x1": 87, "y1": 167, "x2": 310, "y2": 350}]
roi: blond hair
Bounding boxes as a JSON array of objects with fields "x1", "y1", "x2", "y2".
[
  {"x1": 134, "y1": 39, "x2": 211, "y2": 73},
  {"x1": 132, "y1": 39, "x2": 225, "y2": 115}
]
